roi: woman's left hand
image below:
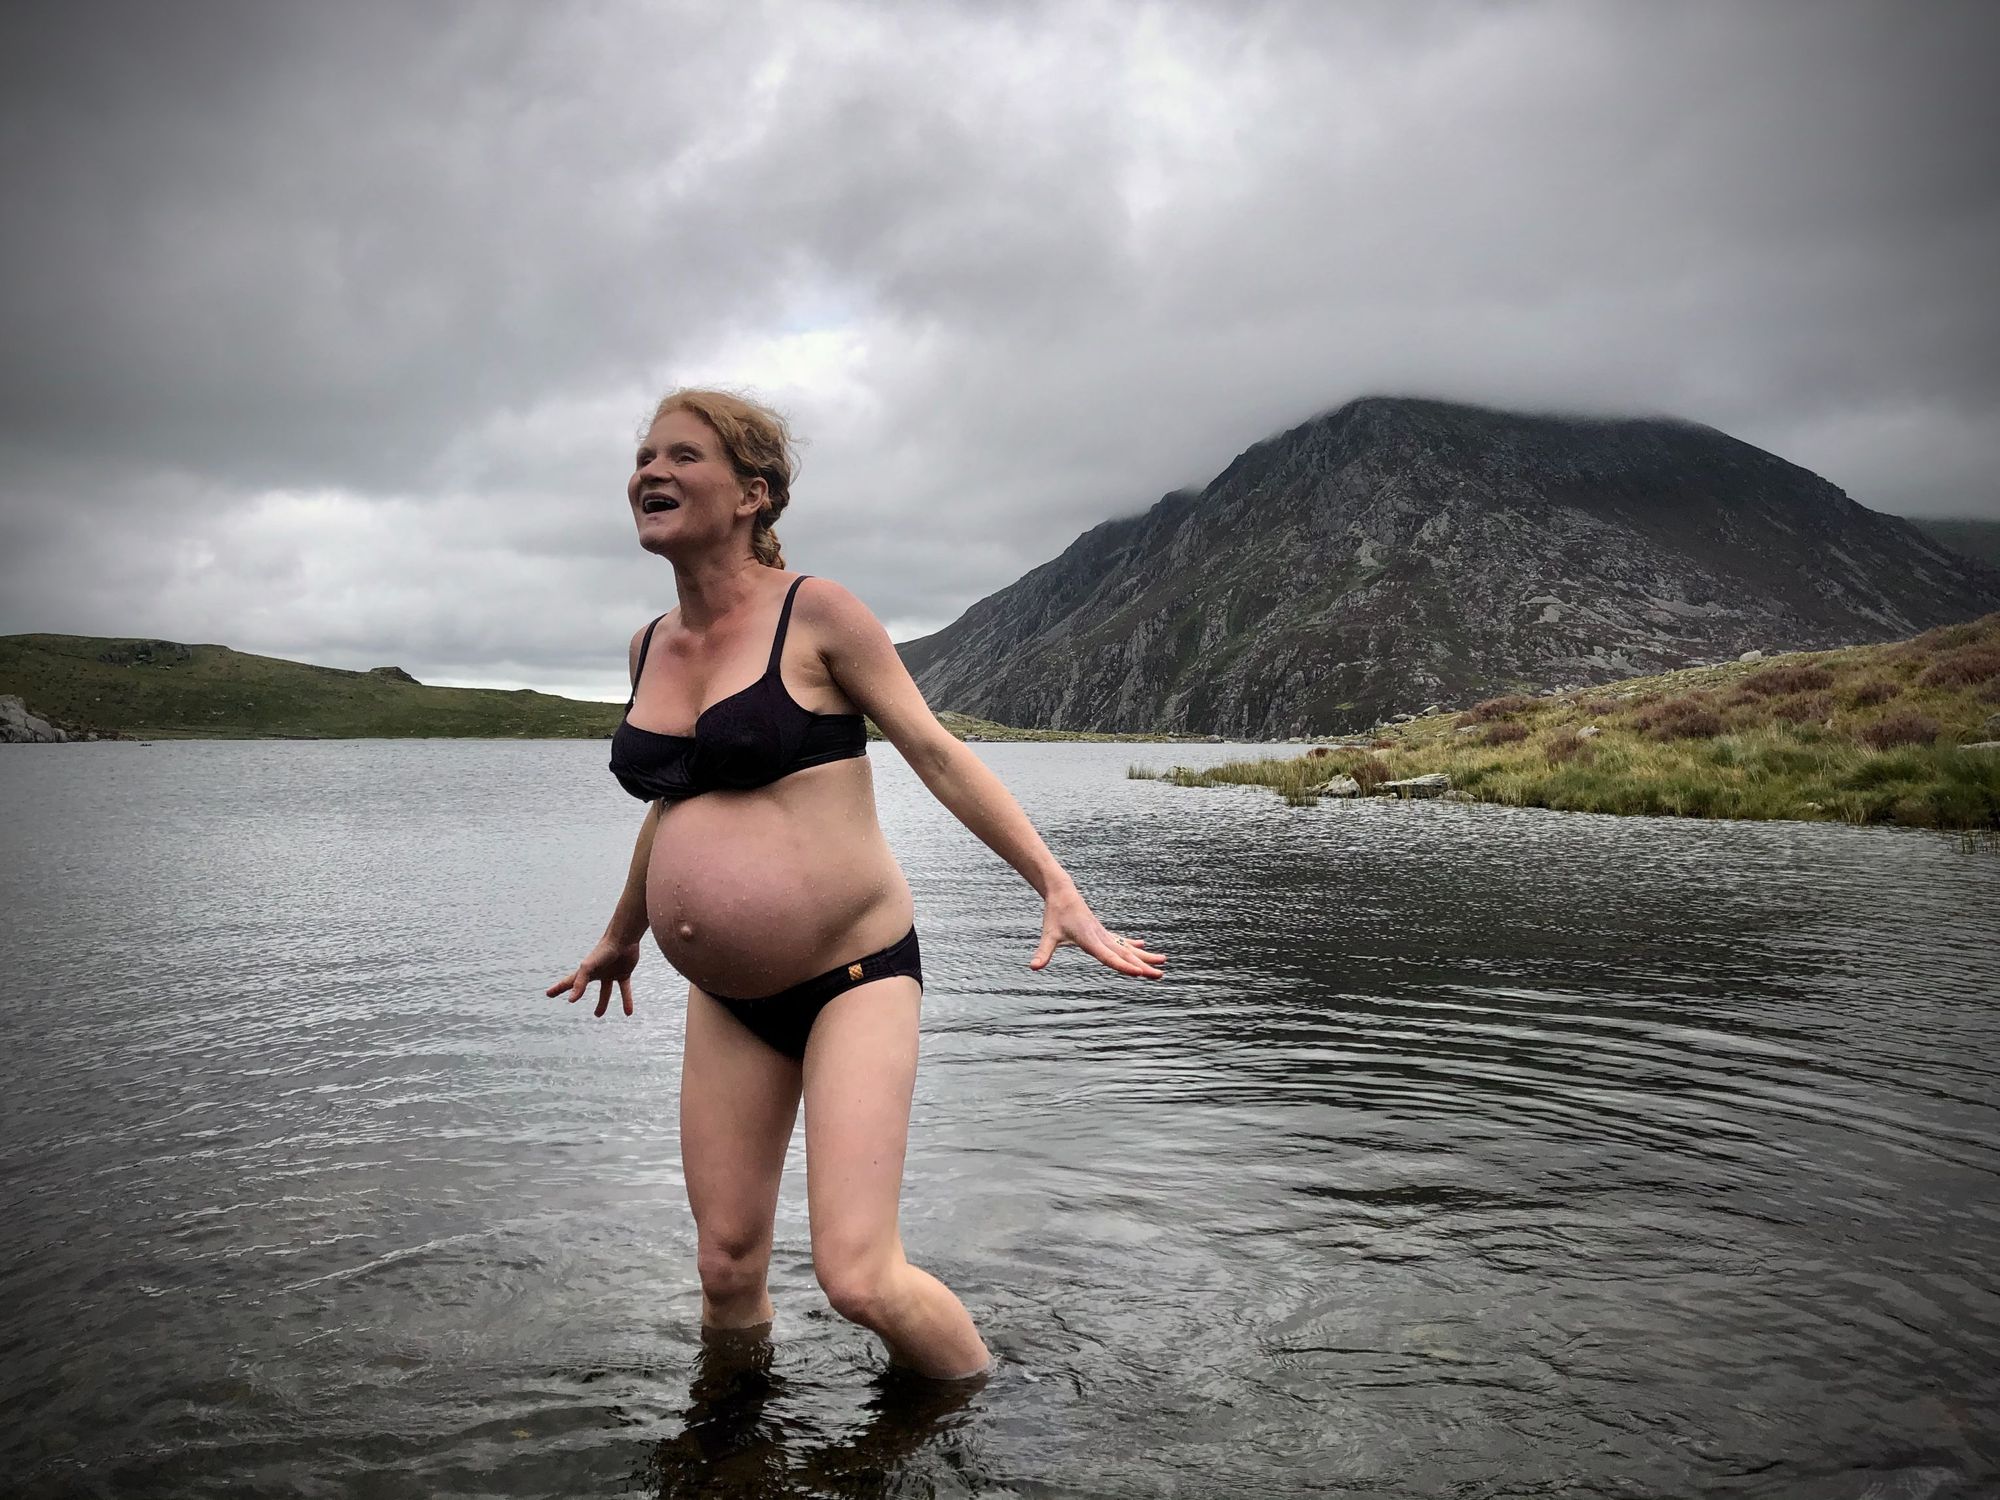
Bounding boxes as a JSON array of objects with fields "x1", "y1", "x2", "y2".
[{"x1": 1030, "y1": 889, "x2": 1167, "y2": 979}]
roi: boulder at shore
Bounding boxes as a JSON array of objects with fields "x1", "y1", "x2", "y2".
[{"x1": 1, "y1": 695, "x2": 71, "y2": 743}]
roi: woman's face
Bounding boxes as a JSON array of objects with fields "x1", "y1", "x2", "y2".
[{"x1": 628, "y1": 408, "x2": 764, "y2": 556}]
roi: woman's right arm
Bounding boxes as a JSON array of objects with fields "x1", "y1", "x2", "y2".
[
  {"x1": 547, "y1": 621, "x2": 664, "y2": 1017},
  {"x1": 602, "y1": 797, "x2": 662, "y2": 947},
  {"x1": 545, "y1": 799, "x2": 661, "y2": 1017}
]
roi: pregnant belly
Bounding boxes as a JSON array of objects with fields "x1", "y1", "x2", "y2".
[{"x1": 646, "y1": 773, "x2": 910, "y2": 998}]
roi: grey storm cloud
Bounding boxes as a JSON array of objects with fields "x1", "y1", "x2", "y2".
[{"x1": 3, "y1": 0, "x2": 1996, "y2": 699}]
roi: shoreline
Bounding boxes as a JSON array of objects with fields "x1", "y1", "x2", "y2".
[{"x1": 1131, "y1": 615, "x2": 2000, "y2": 834}]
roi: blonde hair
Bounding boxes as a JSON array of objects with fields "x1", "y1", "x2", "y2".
[{"x1": 649, "y1": 388, "x2": 795, "y2": 568}]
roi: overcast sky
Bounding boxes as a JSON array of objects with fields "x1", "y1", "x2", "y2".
[{"x1": 3, "y1": 1, "x2": 1996, "y2": 699}]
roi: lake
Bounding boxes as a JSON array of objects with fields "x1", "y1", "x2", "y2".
[{"x1": 2, "y1": 739, "x2": 1996, "y2": 1498}]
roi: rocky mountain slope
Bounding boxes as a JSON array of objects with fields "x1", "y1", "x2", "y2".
[
  {"x1": 899, "y1": 398, "x2": 2000, "y2": 737},
  {"x1": 1909, "y1": 517, "x2": 2000, "y2": 570}
]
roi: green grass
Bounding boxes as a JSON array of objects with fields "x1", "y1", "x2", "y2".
[
  {"x1": 0, "y1": 633, "x2": 625, "y2": 739},
  {"x1": 1131, "y1": 613, "x2": 2000, "y2": 830}
]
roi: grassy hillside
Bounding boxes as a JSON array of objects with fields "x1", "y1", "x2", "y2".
[
  {"x1": 0, "y1": 632, "x2": 1195, "y2": 743},
  {"x1": 1133, "y1": 613, "x2": 2000, "y2": 830},
  {"x1": 0, "y1": 634, "x2": 623, "y2": 739}
]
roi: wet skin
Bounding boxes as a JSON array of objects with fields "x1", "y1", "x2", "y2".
[{"x1": 551, "y1": 404, "x2": 1166, "y2": 1379}]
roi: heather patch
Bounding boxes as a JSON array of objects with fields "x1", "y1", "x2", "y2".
[
  {"x1": 1858, "y1": 711, "x2": 1941, "y2": 749},
  {"x1": 1843, "y1": 678, "x2": 1901, "y2": 708},
  {"x1": 1918, "y1": 646, "x2": 2000, "y2": 689},
  {"x1": 1459, "y1": 694, "x2": 1535, "y2": 724},
  {"x1": 1741, "y1": 664, "x2": 1835, "y2": 696},
  {"x1": 1635, "y1": 696, "x2": 1724, "y2": 740}
]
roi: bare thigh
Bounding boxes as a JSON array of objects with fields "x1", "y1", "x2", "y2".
[
  {"x1": 681, "y1": 984, "x2": 803, "y2": 1253},
  {"x1": 802, "y1": 977, "x2": 923, "y2": 1268}
]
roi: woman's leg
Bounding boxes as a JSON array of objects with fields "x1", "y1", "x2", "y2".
[
  {"x1": 681, "y1": 984, "x2": 804, "y2": 1328},
  {"x1": 802, "y1": 976, "x2": 991, "y2": 1379}
]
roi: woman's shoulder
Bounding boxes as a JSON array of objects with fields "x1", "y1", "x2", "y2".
[
  {"x1": 628, "y1": 606, "x2": 676, "y2": 644},
  {"x1": 791, "y1": 573, "x2": 878, "y2": 629},
  {"x1": 788, "y1": 574, "x2": 899, "y2": 662},
  {"x1": 790, "y1": 571, "x2": 866, "y2": 607},
  {"x1": 627, "y1": 608, "x2": 676, "y2": 674}
]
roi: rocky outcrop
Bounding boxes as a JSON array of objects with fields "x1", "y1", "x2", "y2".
[
  {"x1": 95, "y1": 640, "x2": 192, "y2": 668},
  {"x1": 368, "y1": 666, "x2": 420, "y2": 684},
  {"x1": 1909, "y1": 518, "x2": 2000, "y2": 570},
  {"x1": 2, "y1": 695, "x2": 72, "y2": 743},
  {"x1": 900, "y1": 398, "x2": 2000, "y2": 736},
  {"x1": 1381, "y1": 773, "x2": 1452, "y2": 799}
]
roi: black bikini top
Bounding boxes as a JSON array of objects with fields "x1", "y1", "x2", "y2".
[{"x1": 608, "y1": 575, "x2": 867, "y2": 803}]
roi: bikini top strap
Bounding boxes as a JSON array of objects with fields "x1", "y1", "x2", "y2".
[
  {"x1": 766, "y1": 576, "x2": 809, "y2": 675},
  {"x1": 625, "y1": 613, "x2": 669, "y2": 710}
]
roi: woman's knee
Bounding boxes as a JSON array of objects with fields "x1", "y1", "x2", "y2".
[
  {"x1": 697, "y1": 1227, "x2": 771, "y2": 1301},
  {"x1": 812, "y1": 1247, "x2": 900, "y2": 1329}
]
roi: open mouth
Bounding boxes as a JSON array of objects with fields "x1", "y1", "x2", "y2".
[{"x1": 640, "y1": 493, "x2": 678, "y2": 514}]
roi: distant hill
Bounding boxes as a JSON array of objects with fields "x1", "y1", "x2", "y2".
[
  {"x1": 1909, "y1": 517, "x2": 2000, "y2": 569},
  {"x1": 0, "y1": 634, "x2": 623, "y2": 739},
  {"x1": 900, "y1": 397, "x2": 2000, "y2": 737},
  {"x1": 0, "y1": 632, "x2": 1133, "y2": 743}
]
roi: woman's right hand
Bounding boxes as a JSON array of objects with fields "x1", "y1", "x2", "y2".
[{"x1": 546, "y1": 937, "x2": 644, "y2": 1017}]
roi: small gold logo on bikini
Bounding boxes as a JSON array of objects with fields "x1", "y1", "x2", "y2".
[{"x1": 847, "y1": 963, "x2": 864, "y2": 981}]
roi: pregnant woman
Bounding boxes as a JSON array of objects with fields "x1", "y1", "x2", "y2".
[{"x1": 547, "y1": 389, "x2": 1165, "y2": 1381}]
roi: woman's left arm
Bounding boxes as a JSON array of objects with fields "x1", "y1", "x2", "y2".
[{"x1": 811, "y1": 579, "x2": 1165, "y2": 980}]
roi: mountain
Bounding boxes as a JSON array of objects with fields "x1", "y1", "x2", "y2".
[
  {"x1": 1908, "y1": 517, "x2": 2000, "y2": 570},
  {"x1": 899, "y1": 398, "x2": 2000, "y2": 737}
]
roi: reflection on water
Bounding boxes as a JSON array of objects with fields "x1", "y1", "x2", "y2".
[
  {"x1": 644, "y1": 1327, "x2": 985, "y2": 1499},
  {"x1": 1, "y1": 738, "x2": 1997, "y2": 1498}
]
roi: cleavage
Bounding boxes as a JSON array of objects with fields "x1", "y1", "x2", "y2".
[{"x1": 632, "y1": 663, "x2": 769, "y2": 739}]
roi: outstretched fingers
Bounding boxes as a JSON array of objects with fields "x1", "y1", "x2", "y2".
[
  {"x1": 1093, "y1": 930, "x2": 1167, "y2": 979},
  {"x1": 1031, "y1": 922, "x2": 1167, "y2": 979},
  {"x1": 542, "y1": 967, "x2": 636, "y2": 1015},
  {"x1": 1107, "y1": 933, "x2": 1166, "y2": 964}
]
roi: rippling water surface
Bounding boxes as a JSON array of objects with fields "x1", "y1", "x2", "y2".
[{"x1": 2, "y1": 739, "x2": 1997, "y2": 1499}]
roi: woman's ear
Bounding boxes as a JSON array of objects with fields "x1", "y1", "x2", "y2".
[{"x1": 737, "y1": 476, "x2": 769, "y2": 517}]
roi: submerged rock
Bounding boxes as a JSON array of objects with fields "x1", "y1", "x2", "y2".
[
  {"x1": 1308, "y1": 775, "x2": 1363, "y2": 797},
  {"x1": 1381, "y1": 772, "x2": 1452, "y2": 798}
]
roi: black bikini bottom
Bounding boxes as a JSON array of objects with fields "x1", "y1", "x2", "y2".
[{"x1": 705, "y1": 927, "x2": 923, "y2": 1061}]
